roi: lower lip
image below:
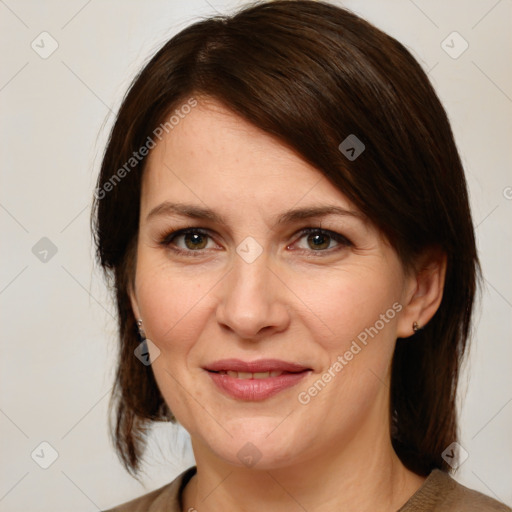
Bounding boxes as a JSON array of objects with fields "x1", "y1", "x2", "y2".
[{"x1": 206, "y1": 370, "x2": 310, "y2": 401}]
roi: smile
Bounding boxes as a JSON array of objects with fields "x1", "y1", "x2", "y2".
[
  {"x1": 205, "y1": 368, "x2": 311, "y2": 401},
  {"x1": 215, "y1": 370, "x2": 285, "y2": 379}
]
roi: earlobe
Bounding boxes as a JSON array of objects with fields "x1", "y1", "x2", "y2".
[{"x1": 397, "y1": 249, "x2": 447, "y2": 338}]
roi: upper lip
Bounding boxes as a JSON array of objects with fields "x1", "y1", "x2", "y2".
[{"x1": 204, "y1": 359, "x2": 310, "y2": 373}]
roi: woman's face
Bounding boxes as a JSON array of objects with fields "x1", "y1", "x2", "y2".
[{"x1": 130, "y1": 98, "x2": 418, "y2": 469}]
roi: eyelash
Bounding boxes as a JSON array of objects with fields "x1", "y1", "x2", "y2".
[{"x1": 158, "y1": 226, "x2": 353, "y2": 257}]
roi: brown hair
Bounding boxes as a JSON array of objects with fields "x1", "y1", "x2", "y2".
[{"x1": 92, "y1": 0, "x2": 479, "y2": 478}]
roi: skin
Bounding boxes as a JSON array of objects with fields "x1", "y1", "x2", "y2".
[{"x1": 129, "y1": 97, "x2": 447, "y2": 512}]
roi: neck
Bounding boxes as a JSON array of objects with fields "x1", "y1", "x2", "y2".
[{"x1": 182, "y1": 421, "x2": 425, "y2": 512}]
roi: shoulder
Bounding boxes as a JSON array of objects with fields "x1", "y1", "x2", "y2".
[
  {"x1": 102, "y1": 466, "x2": 197, "y2": 512},
  {"x1": 400, "y1": 469, "x2": 511, "y2": 512}
]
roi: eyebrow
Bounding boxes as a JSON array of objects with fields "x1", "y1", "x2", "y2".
[{"x1": 145, "y1": 201, "x2": 364, "y2": 225}]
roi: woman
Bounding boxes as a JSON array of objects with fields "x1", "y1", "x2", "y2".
[{"x1": 93, "y1": 1, "x2": 510, "y2": 510}]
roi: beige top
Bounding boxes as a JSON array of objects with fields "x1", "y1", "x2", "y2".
[{"x1": 103, "y1": 466, "x2": 511, "y2": 512}]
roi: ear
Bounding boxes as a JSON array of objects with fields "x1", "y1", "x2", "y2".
[{"x1": 396, "y1": 248, "x2": 447, "y2": 338}]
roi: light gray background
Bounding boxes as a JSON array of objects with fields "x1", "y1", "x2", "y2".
[{"x1": 1, "y1": 0, "x2": 511, "y2": 510}]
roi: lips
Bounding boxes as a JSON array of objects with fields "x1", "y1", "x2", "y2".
[
  {"x1": 203, "y1": 359, "x2": 311, "y2": 401},
  {"x1": 218, "y1": 370, "x2": 284, "y2": 379},
  {"x1": 204, "y1": 358, "x2": 310, "y2": 374}
]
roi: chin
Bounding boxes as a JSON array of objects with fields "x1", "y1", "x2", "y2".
[{"x1": 197, "y1": 421, "x2": 309, "y2": 471}]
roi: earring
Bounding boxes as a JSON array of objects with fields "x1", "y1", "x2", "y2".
[
  {"x1": 135, "y1": 319, "x2": 161, "y2": 366},
  {"x1": 137, "y1": 318, "x2": 146, "y2": 341},
  {"x1": 412, "y1": 321, "x2": 421, "y2": 333},
  {"x1": 135, "y1": 319, "x2": 153, "y2": 366}
]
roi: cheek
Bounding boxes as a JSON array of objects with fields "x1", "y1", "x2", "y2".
[
  {"x1": 133, "y1": 250, "x2": 227, "y2": 361},
  {"x1": 299, "y1": 264, "x2": 403, "y2": 352},
  {"x1": 133, "y1": 258, "x2": 220, "y2": 424},
  {"x1": 293, "y1": 269, "x2": 402, "y2": 428}
]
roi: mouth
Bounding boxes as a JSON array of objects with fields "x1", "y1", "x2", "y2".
[
  {"x1": 203, "y1": 359, "x2": 312, "y2": 401},
  {"x1": 211, "y1": 370, "x2": 293, "y2": 379},
  {"x1": 203, "y1": 358, "x2": 311, "y2": 374}
]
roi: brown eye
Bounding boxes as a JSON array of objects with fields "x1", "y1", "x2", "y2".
[
  {"x1": 307, "y1": 232, "x2": 331, "y2": 250},
  {"x1": 160, "y1": 228, "x2": 215, "y2": 252},
  {"x1": 183, "y1": 232, "x2": 208, "y2": 250},
  {"x1": 292, "y1": 228, "x2": 352, "y2": 253}
]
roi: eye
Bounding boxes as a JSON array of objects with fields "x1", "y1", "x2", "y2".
[
  {"x1": 291, "y1": 228, "x2": 352, "y2": 253},
  {"x1": 159, "y1": 228, "x2": 217, "y2": 253},
  {"x1": 158, "y1": 226, "x2": 352, "y2": 256}
]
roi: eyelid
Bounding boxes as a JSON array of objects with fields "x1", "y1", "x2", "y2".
[{"x1": 159, "y1": 227, "x2": 213, "y2": 246}]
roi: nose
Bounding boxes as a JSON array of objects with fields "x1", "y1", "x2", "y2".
[{"x1": 215, "y1": 255, "x2": 291, "y2": 341}]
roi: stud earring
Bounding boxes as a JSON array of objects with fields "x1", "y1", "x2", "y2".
[{"x1": 412, "y1": 321, "x2": 421, "y2": 333}]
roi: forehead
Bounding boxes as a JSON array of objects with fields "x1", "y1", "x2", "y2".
[{"x1": 141, "y1": 98, "x2": 356, "y2": 218}]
